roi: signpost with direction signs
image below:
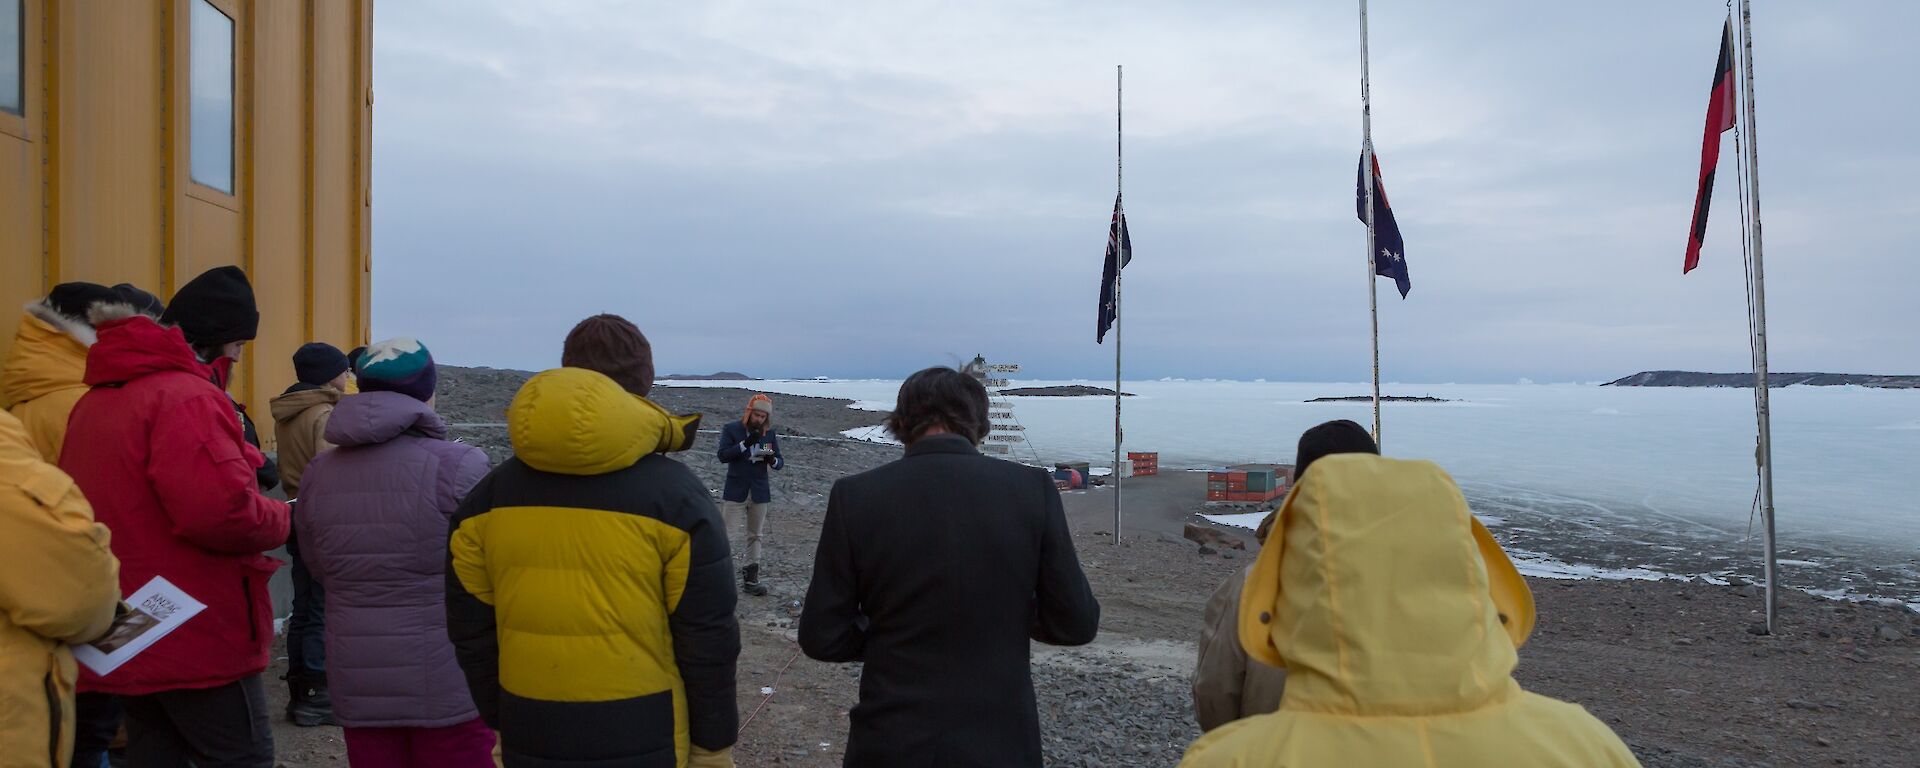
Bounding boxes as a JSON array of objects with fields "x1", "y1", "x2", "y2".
[{"x1": 965, "y1": 355, "x2": 1031, "y2": 461}]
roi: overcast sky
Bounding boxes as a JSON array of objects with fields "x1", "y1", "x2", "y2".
[{"x1": 369, "y1": 1, "x2": 1920, "y2": 382}]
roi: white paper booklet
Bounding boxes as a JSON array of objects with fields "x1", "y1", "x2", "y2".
[{"x1": 71, "y1": 576, "x2": 207, "y2": 676}]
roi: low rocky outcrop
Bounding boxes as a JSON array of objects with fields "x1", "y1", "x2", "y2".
[{"x1": 1604, "y1": 371, "x2": 1920, "y2": 389}]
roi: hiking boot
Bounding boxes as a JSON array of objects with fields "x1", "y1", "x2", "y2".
[
  {"x1": 286, "y1": 674, "x2": 336, "y2": 727},
  {"x1": 742, "y1": 564, "x2": 769, "y2": 597}
]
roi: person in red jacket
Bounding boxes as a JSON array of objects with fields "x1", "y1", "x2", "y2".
[{"x1": 59, "y1": 266, "x2": 290, "y2": 767}]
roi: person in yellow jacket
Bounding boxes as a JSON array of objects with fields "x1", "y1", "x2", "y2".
[
  {"x1": 0, "y1": 408, "x2": 122, "y2": 768},
  {"x1": 447, "y1": 359, "x2": 737, "y2": 768},
  {"x1": 0, "y1": 283, "x2": 161, "y2": 462},
  {"x1": 1179, "y1": 454, "x2": 1641, "y2": 768}
]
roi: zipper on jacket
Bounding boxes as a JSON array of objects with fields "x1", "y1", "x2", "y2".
[
  {"x1": 43, "y1": 669, "x2": 62, "y2": 768},
  {"x1": 243, "y1": 576, "x2": 258, "y2": 643}
]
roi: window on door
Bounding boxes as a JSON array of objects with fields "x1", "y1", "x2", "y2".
[
  {"x1": 189, "y1": 0, "x2": 234, "y2": 193},
  {"x1": 1, "y1": 0, "x2": 23, "y2": 116}
]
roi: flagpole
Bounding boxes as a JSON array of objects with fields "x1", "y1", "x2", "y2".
[
  {"x1": 1736, "y1": 0, "x2": 1778, "y2": 635},
  {"x1": 1359, "y1": 0, "x2": 1383, "y2": 449},
  {"x1": 1113, "y1": 64, "x2": 1125, "y2": 545}
]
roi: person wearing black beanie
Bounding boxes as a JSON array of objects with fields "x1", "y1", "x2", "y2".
[
  {"x1": 159, "y1": 266, "x2": 277, "y2": 491},
  {"x1": 59, "y1": 272, "x2": 289, "y2": 767},
  {"x1": 270, "y1": 341, "x2": 352, "y2": 727},
  {"x1": 161, "y1": 266, "x2": 260, "y2": 359}
]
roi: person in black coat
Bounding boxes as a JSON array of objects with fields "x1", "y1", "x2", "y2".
[{"x1": 798, "y1": 366, "x2": 1100, "y2": 767}]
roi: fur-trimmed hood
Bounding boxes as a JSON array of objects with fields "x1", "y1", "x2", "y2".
[
  {"x1": 25, "y1": 299, "x2": 98, "y2": 346},
  {"x1": 1, "y1": 302, "x2": 95, "y2": 410},
  {"x1": 87, "y1": 301, "x2": 162, "y2": 328}
]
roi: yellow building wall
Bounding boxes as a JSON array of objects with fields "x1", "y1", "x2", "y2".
[{"x1": 0, "y1": 0, "x2": 373, "y2": 448}]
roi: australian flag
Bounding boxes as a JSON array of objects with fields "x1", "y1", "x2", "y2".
[
  {"x1": 1356, "y1": 152, "x2": 1411, "y2": 298},
  {"x1": 1096, "y1": 192, "x2": 1132, "y2": 343}
]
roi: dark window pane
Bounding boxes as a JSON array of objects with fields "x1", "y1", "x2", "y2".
[
  {"x1": 1, "y1": 0, "x2": 22, "y2": 116},
  {"x1": 189, "y1": 0, "x2": 233, "y2": 192}
]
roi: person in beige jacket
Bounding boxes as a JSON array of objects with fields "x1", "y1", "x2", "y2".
[
  {"x1": 0, "y1": 408, "x2": 122, "y2": 767},
  {"x1": 1191, "y1": 419, "x2": 1377, "y2": 732},
  {"x1": 269, "y1": 341, "x2": 351, "y2": 727},
  {"x1": 271, "y1": 342, "x2": 353, "y2": 497}
]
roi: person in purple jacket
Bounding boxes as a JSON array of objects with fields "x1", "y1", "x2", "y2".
[{"x1": 294, "y1": 338, "x2": 494, "y2": 767}]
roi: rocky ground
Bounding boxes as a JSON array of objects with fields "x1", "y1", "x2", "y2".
[{"x1": 266, "y1": 366, "x2": 1920, "y2": 767}]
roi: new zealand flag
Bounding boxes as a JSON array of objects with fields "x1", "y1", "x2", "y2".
[
  {"x1": 1357, "y1": 152, "x2": 1411, "y2": 299},
  {"x1": 1096, "y1": 192, "x2": 1132, "y2": 343}
]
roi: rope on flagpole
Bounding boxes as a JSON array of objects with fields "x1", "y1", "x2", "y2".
[{"x1": 1729, "y1": 8, "x2": 1763, "y2": 543}]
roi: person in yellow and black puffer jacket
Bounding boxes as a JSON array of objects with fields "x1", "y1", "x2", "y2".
[{"x1": 447, "y1": 365, "x2": 738, "y2": 768}]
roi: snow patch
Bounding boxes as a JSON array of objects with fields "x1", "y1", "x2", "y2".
[
  {"x1": 1507, "y1": 550, "x2": 1677, "y2": 582},
  {"x1": 840, "y1": 425, "x2": 900, "y2": 446},
  {"x1": 1201, "y1": 511, "x2": 1270, "y2": 530}
]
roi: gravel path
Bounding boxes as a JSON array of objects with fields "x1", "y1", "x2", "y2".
[{"x1": 264, "y1": 366, "x2": 1920, "y2": 768}]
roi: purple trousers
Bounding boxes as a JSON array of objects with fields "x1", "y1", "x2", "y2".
[{"x1": 342, "y1": 717, "x2": 496, "y2": 768}]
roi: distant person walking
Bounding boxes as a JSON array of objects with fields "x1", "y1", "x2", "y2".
[
  {"x1": 450, "y1": 314, "x2": 737, "y2": 768},
  {"x1": 0, "y1": 408, "x2": 122, "y2": 768},
  {"x1": 798, "y1": 366, "x2": 1100, "y2": 767},
  {"x1": 296, "y1": 339, "x2": 495, "y2": 766},
  {"x1": 1178, "y1": 454, "x2": 1639, "y2": 767},
  {"x1": 1191, "y1": 419, "x2": 1377, "y2": 732},
  {"x1": 269, "y1": 342, "x2": 352, "y2": 727},
  {"x1": 60, "y1": 266, "x2": 290, "y2": 767},
  {"x1": 716, "y1": 393, "x2": 783, "y2": 596}
]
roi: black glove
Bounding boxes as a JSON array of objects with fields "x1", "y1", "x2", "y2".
[{"x1": 745, "y1": 428, "x2": 764, "y2": 445}]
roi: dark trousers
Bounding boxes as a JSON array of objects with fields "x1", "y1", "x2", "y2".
[
  {"x1": 120, "y1": 675, "x2": 273, "y2": 768},
  {"x1": 70, "y1": 692, "x2": 121, "y2": 768},
  {"x1": 284, "y1": 528, "x2": 326, "y2": 679}
]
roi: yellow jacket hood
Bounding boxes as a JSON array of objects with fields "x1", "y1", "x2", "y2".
[
  {"x1": 1237, "y1": 454, "x2": 1533, "y2": 715},
  {"x1": 1179, "y1": 455, "x2": 1638, "y2": 768},
  {"x1": 508, "y1": 367, "x2": 702, "y2": 476},
  {"x1": 1, "y1": 303, "x2": 92, "y2": 410}
]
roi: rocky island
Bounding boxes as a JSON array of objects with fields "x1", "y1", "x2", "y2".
[
  {"x1": 658, "y1": 371, "x2": 759, "y2": 381},
  {"x1": 999, "y1": 385, "x2": 1133, "y2": 397},
  {"x1": 1604, "y1": 371, "x2": 1920, "y2": 389},
  {"x1": 1306, "y1": 395, "x2": 1453, "y2": 403}
]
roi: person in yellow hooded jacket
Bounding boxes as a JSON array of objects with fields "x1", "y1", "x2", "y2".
[
  {"x1": 447, "y1": 315, "x2": 738, "y2": 768},
  {"x1": 0, "y1": 408, "x2": 123, "y2": 768},
  {"x1": 0, "y1": 283, "x2": 162, "y2": 462},
  {"x1": 1179, "y1": 453, "x2": 1641, "y2": 768}
]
